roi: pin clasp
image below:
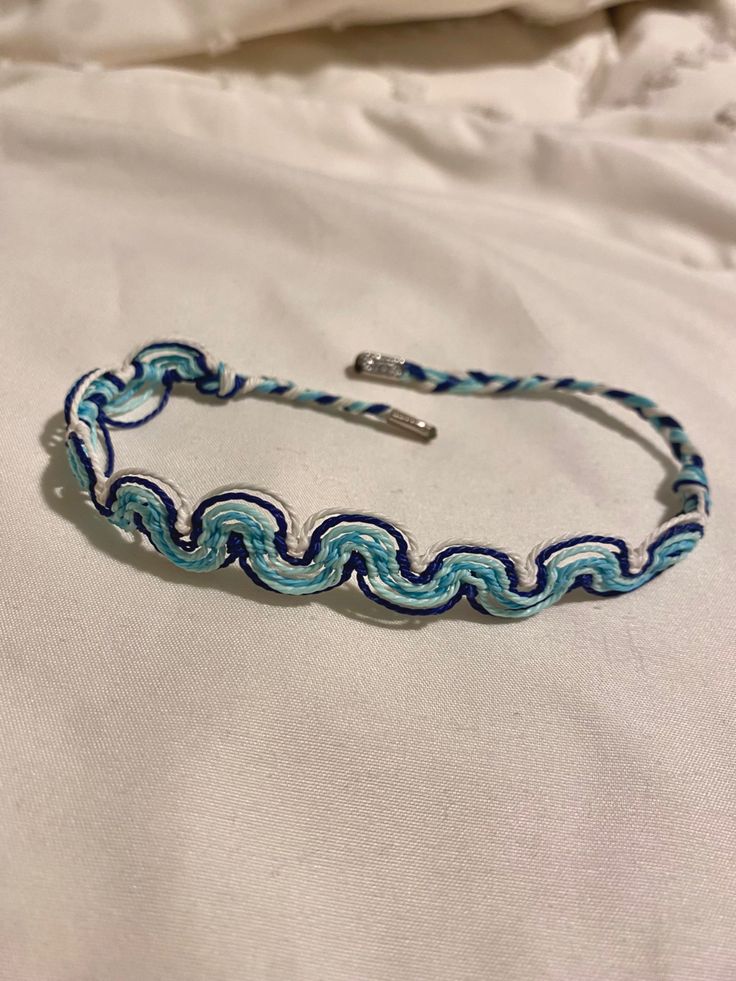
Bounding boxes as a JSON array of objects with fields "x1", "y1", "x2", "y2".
[
  {"x1": 385, "y1": 407, "x2": 437, "y2": 441},
  {"x1": 353, "y1": 351, "x2": 436, "y2": 440},
  {"x1": 354, "y1": 352, "x2": 406, "y2": 380}
]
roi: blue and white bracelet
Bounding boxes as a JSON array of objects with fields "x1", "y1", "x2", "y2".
[{"x1": 64, "y1": 340, "x2": 709, "y2": 619}]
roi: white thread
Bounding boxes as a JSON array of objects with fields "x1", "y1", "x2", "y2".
[{"x1": 67, "y1": 347, "x2": 708, "y2": 608}]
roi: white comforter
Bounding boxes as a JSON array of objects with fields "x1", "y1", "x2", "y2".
[{"x1": 1, "y1": 3, "x2": 735, "y2": 979}]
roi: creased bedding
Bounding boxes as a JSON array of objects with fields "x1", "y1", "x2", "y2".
[
  {"x1": 0, "y1": 3, "x2": 734, "y2": 980},
  {"x1": 0, "y1": 0, "x2": 668, "y2": 64}
]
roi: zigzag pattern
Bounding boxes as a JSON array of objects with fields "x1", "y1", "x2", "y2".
[{"x1": 64, "y1": 341, "x2": 709, "y2": 618}]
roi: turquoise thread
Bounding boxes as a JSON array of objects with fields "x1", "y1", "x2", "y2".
[{"x1": 63, "y1": 340, "x2": 709, "y2": 619}]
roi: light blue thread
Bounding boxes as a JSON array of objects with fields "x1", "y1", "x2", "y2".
[{"x1": 63, "y1": 341, "x2": 710, "y2": 619}]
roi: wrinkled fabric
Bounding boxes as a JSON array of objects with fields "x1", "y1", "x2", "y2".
[
  {"x1": 0, "y1": 7, "x2": 735, "y2": 981},
  {"x1": 0, "y1": 0, "x2": 651, "y2": 64}
]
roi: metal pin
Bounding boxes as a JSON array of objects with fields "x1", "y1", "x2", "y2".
[
  {"x1": 354, "y1": 351, "x2": 405, "y2": 380},
  {"x1": 385, "y1": 408, "x2": 437, "y2": 441}
]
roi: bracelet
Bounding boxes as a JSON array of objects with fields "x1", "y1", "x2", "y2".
[{"x1": 64, "y1": 340, "x2": 709, "y2": 619}]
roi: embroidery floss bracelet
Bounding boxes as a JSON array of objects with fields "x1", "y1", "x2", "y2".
[{"x1": 64, "y1": 340, "x2": 709, "y2": 619}]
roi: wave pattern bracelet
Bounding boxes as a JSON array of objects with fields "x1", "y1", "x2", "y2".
[{"x1": 63, "y1": 340, "x2": 709, "y2": 619}]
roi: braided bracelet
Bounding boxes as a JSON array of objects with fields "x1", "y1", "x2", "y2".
[{"x1": 63, "y1": 340, "x2": 709, "y2": 619}]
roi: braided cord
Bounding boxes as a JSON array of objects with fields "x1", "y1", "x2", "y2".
[
  {"x1": 64, "y1": 340, "x2": 709, "y2": 619},
  {"x1": 393, "y1": 358, "x2": 708, "y2": 513}
]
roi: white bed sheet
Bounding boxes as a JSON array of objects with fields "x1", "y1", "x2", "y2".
[{"x1": 0, "y1": 7, "x2": 735, "y2": 980}]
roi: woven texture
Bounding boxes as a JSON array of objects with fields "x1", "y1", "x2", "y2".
[{"x1": 65, "y1": 340, "x2": 709, "y2": 617}]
